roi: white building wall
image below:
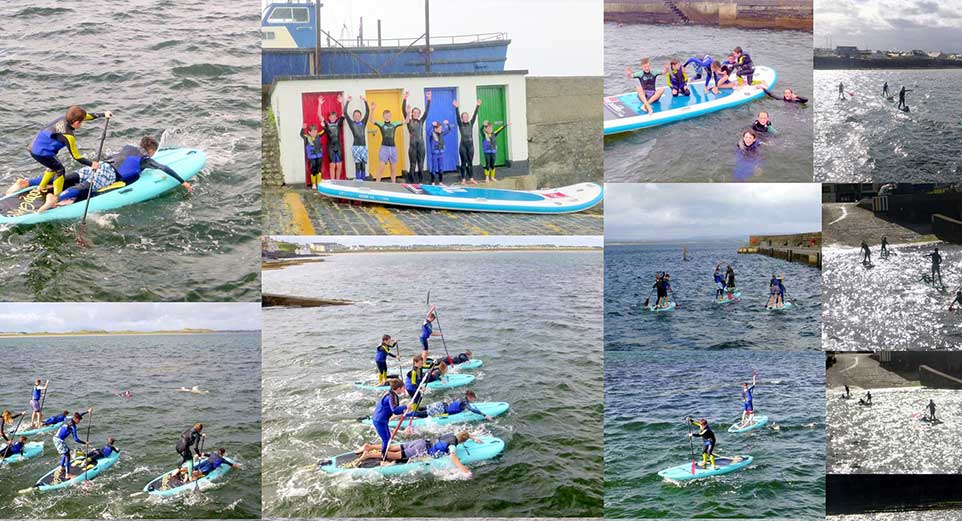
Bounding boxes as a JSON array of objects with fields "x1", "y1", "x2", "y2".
[{"x1": 270, "y1": 73, "x2": 528, "y2": 185}]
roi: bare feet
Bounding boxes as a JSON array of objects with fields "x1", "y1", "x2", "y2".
[{"x1": 5, "y1": 179, "x2": 29, "y2": 195}]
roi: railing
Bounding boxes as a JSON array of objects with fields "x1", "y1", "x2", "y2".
[{"x1": 330, "y1": 32, "x2": 508, "y2": 48}]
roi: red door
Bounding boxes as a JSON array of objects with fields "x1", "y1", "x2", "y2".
[{"x1": 301, "y1": 91, "x2": 345, "y2": 184}]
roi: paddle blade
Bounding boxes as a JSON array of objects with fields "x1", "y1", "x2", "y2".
[{"x1": 691, "y1": 460, "x2": 696, "y2": 475}]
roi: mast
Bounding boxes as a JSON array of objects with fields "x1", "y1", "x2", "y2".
[{"x1": 424, "y1": 0, "x2": 431, "y2": 73}]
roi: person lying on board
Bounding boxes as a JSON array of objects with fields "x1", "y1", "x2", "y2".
[
  {"x1": 353, "y1": 431, "x2": 481, "y2": 473},
  {"x1": 625, "y1": 58, "x2": 665, "y2": 114},
  {"x1": 6, "y1": 136, "x2": 192, "y2": 213},
  {"x1": 429, "y1": 350, "x2": 474, "y2": 367},
  {"x1": 82, "y1": 437, "x2": 119, "y2": 467},
  {"x1": 0, "y1": 435, "x2": 30, "y2": 459},
  {"x1": 406, "y1": 391, "x2": 494, "y2": 421},
  {"x1": 177, "y1": 447, "x2": 239, "y2": 481},
  {"x1": 40, "y1": 410, "x2": 72, "y2": 427}
]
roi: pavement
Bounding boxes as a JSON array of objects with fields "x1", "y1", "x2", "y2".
[
  {"x1": 262, "y1": 184, "x2": 604, "y2": 236},
  {"x1": 826, "y1": 353, "x2": 919, "y2": 391},
  {"x1": 823, "y1": 203, "x2": 936, "y2": 248}
]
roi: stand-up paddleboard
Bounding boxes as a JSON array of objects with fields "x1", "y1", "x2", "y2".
[
  {"x1": 728, "y1": 415, "x2": 769, "y2": 433},
  {"x1": 716, "y1": 291, "x2": 741, "y2": 304},
  {"x1": 658, "y1": 455, "x2": 753, "y2": 481},
  {"x1": 143, "y1": 456, "x2": 235, "y2": 496},
  {"x1": 15, "y1": 421, "x2": 63, "y2": 437},
  {"x1": 0, "y1": 442, "x2": 43, "y2": 466},
  {"x1": 354, "y1": 373, "x2": 475, "y2": 392},
  {"x1": 318, "y1": 436, "x2": 504, "y2": 477},
  {"x1": 360, "y1": 402, "x2": 509, "y2": 429},
  {"x1": 604, "y1": 66, "x2": 777, "y2": 135},
  {"x1": 645, "y1": 302, "x2": 676, "y2": 312},
  {"x1": 30, "y1": 450, "x2": 120, "y2": 493},
  {"x1": 317, "y1": 180, "x2": 603, "y2": 214},
  {"x1": 766, "y1": 301, "x2": 794, "y2": 311},
  {"x1": 0, "y1": 148, "x2": 205, "y2": 226}
]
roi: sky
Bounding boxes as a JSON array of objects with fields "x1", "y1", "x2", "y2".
[
  {"x1": 604, "y1": 184, "x2": 822, "y2": 243},
  {"x1": 263, "y1": 0, "x2": 603, "y2": 75},
  {"x1": 0, "y1": 303, "x2": 261, "y2": 333},
  {"x1": 815, "y1": 0, "x2": 962, "y2": 52},
  {"x1": 272, "y1": 235, "x2": 603, "y2": 247}
]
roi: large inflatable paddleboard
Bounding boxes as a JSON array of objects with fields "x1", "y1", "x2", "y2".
[
  {"x1": 31, "y1": 450, "x2": 120, "y2": 493},
  {"x1": 144, "y1": 456, "x2": 235, "y2": 496},
  {"x1": 728, "y1": 415, "x2": 769, "y2": 433},
  {"x1": 658, "y1": 455, "x2": 753, "y2": 481},
  {"x1": 645, "y1": 302, "x2": 676, "y2": 312},
  {"x1": 317, "y1": 180, "x2": 603, "y2": 214},
  {"x1": 604, "y1": 66, "x2": 777, "y2": 135},
  {"x1": 318, "y1": 436, "x2": 504, "y2": 477},
  {"x1": 0, "y1": 442, "x2": 43, "y2": 466},
  {"x1": 360, "y1": 402, "x2": 510, "y2": 428},
  {"x1": 0, "y1": 148, "x2": 205, "y2": 225},
  {"x1": 354, "y1": 373, "x2": 475, "y2": 392},
  {"x1": 15, "y1": 421, "x2": 63, "y2": 437},
  {"x1": 766, "y1": 301, "x2": 794, "y2": 311}
]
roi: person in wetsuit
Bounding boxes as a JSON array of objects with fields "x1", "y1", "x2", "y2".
[
  {"x1": 725, "y1": 265, "x2": 736, "y2": 291},
  {"x1": 665, "y1": 59, "x2": 690, "y2": 97},
  {"x1": 732, "y1": 47, "x2": 755, "y2": 86},
  {"x1": 29, "y1": 106, "x2": 113, "y2": 196},
  {"x1": 768, "y1": 275, "x2": 787, "y2": 307},
  {"x1": 861, "y1": 241, "x2": 871, "y2": 263},
  {"x1": 403, "y1": 91, "x2": 432, "y2": 184},
  {"x1": 1, "y1": 410, "x2": 25, "y2": 443},
  {"x1": 404, "y1": 354, "x2": 433, "y2": 401},
  {"x1": 882, "y1": 82, "x2": 890, "y2": 97},
  {"x1": 739, "y1": 372, "x2": 758, "y2": 426},
  {"x1": 929, "y1": 247, "x2": 943, "y2": 286},
  {"x1": 320, "y1": 99, "x2": 346, "y2": 181},
  {"x1": 713, "y1": 264, "x2": 726, "y2": 299},
  {"x1": 738, "y1": 130, "x2": 759, "y2": 153},
  {"x1": 372, "y1": 379, "x2": 410, "y2": 457},
  {"x1": 179, "y1": 447, "x2": 238, "y2": 480},
  {"x1": 927, "y1": 399, "x2": 937, "y2": 421},
  {"x1": 452, "y1": 99, "x2": 481, "y2": 183},
  {"x1": 949, "y1": 290, "x2": 962, "y2": 312},
  {"x1": 299, "y1": 124, "x2": 324, "y2": 188},
  {"x1": 683, "y1": 54, "x2": 714, "y2": 86},
  {"x1": 420, "y1": 306, "x2": 441, "y2": 361},
  {"x1": 881, "y1": 237, "x2": 889, "y2": 257},
  {"x1": 625, "y1": 58, "x2": 665, "y2": 113},
  {"x1": 0, "y1": 435, "x2": 30, "y2": 459},
  {"x1": 353, "y1": 431, "x2": 480, "y2": 473},
  {"x1": 439, "y1": 350, "x2": 474, "y2": 366},
  {"x1": 373, "y1": 110, "x2": 404, "y2": 183},
  {"x1": 39, "y1": 410, "x2": 70, "y2": 427},
  {"x1": 29, "y1": 379, "x2": 48, "y2": 428},
  {"x1": 344, "y1": 96, "x2": 371, "y2": 181},
  {"x1": 707, "y1": 61, "x2": 738, "y2": 94},
  {"x1": 843, "y1": 385, "x2": 851, "y2": 399},
  {"x1": 82, "y1": 437, "x2": 118, "y2": 467},
  {"x1": 859, "y1": 391, "x2": 872, "y2": 406},
  {"x1": 763, "y1": 88, "x2": 808, "y2": 104},
  {"x1": 838, "y1": 82, "x2": 846, "y2": 101},
  {"x1": 688, "y1": 417, "x2": 717, "y2": 468},
  {"x1": 375, "y1": 335, "x2": 398, "y2": 386},
  {"x1": 176, "y1": 423, "x2": 205, "y2": 466},
  {"x1": 752, "y1": 112, "x2": 776, "y2": 134},
  {"x1": 480, "y1": 121, "x2": 507, "y2": 183},
  {"x1": 8, "y1": 136, "x2": 192, "y2": 213},
  {"x1": 898, "y1": 86, "x2": 912, "y2": 110},
  {"x1": 53, "y1": 409, "x2": 90, "y2": 479},
  {"x1": 406, "y1": 390, "x2": 493, "y2": 420},
  {"x1": 427, "y1": 120, "x2": 452, "y2": 185}
]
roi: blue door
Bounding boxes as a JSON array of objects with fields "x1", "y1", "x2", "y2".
[{"x1": 424, "y1": 87, "x2": 459, "y2": 172}]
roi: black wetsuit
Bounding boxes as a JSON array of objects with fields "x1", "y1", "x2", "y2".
[
  {"x1": 881, "y1": 238, "x2": 888, "y2": 255},
  {"x1": 735, "y1": 53, "x2": 755, "y2": 85},
  {"x1": 403, "y1": 98, "x2": 431, "y2": 183},
  {"x1": 763, "y1": 88, "x2": 808, "y2": 104},
  {"x1": 344, "y1": 99, "x2": 370, "y2": 177},
  {"x1": 691, "y1": 421, "x2": 716, "y2": 456},
  {"x1": 930, "y1": 251, "x2": 942, "y2": 284},
  {"x1": 752, "y1": 120, "x2": 773, "y2": 134},
  {"x1": 322, "y1": 115, "x2": 345, "y2": 163},
  {"x1": 175, "y1": 427, "x2": 203, "y2": 465},
  {"x1": 898, "y1": 87, "x2": 912, "y2": 110},
  {"x1": 882, "y1": 82, "x2": 889, "y2": 97},
  {"x1": 633, "y1": 71, "x2": 661, "y2": 96},
  {"x1": 456, "y1": 106, "x2": 479, "y2": 182}
]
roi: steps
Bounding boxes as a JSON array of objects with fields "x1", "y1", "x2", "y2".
[{"x1": 663, "y1": 0, "x2": 691, "y2": 24}]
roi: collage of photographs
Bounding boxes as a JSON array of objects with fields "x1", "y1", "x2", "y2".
[{"x1": 1, "y1": 0, "x2": 962, "y2": 520}]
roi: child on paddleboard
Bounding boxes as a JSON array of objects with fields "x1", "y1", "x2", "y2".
[
  {"x1": 625, "y1": 58, "x2": 665, "y2": 114},
  {"x1": 665, "y1": 59, "x2": 690, "y2": 97},
  {"x1": 687, "y1": 417, "x2": 717, "y2": 468},
  {"x1": 739, "y1": 372, "x2": 758, "y2": 426},
  {"x1": 29, "y1": 106, "x2": 113, "y2": 196},
  {"x1": 375, "y1": 335, "x2": 399, "y2": 386}
]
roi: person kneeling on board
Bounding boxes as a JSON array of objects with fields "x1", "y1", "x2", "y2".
[
  {"x1": 353, "y1": 431, "x2": 482, "y2": 473},
  {"x1": 82, "y1": 437, "x2": 119, "y2": 467},
  {"x1": 858, "y1": 391, "x2": 872, "y2": 406},
  {"x1": 177, "y1": 447, "x2": 238, "y2": 481},
  {"x1": 0, "y1": 435, "x2": 30, "y2": 459},
  {"x1": 687, "y1": 417, "x2": 717, "y2": 469},
  {"x1": 665, "y1": 59, "x2": 690, "y2": 97},
  {"x1": 407, "y1": 391, "x2": 495, "y2": 421},
  {"x1": 6, "y1": 136, "x2": 192, "y2": 213}
]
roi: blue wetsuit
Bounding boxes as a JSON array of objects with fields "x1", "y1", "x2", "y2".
[
  {"x1": 684, "y1": 55, "x2": 715, "y2": 87},
  {"x1": 743, "y1": 385, "x2": 755, "y2": 412},
  {"x1": 195, "y1": 452, "x2": 232, "y2": 475},
  {"x1": 420, "y1": 320, "x2": 433, "y2": 351},
  {"x1": 372, "y1": 390, "x2": 407, "y2": 455},
  {"x1": 374, "y1": 342, "x2": 397, "y2": 378},
  {"x1": 428, "y1": 124, "x2": 452, "y2": 184},
  {"x1": 43, "y1": 414, "x2": 68, "y2": 426},
  {"x1": 54, "y1": 413, "x2": 88, "y2": 471}
]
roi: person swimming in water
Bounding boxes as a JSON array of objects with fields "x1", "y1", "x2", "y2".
[
  {"x1": 625, "y1": 58, "x2": 665, "y2": 114},
  {"x1": 752, "y1": 112, "x2": 775, "y2": 134},
  {"x1": 762, "y1": 87, "x2": 808, "y2": 104},
  {"x1": 898, "y1": 86, "x2": 912, "y2": 111},
  {"x1": 687, "y1": 417, "x2": 717, "y2": 468},
  {"x1": 738, "y1": 130, "x2": 759, "y2": 153},
  {"x1": 738, "y1": 371, "x2": 758, "y2": 427}
]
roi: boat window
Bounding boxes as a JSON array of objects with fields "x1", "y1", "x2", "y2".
[
  {"x1": 267, "y1": 7, "x2": 310, "y2": 23},
  {"x1": 292, "y1": 8, "x2": 309, "y2": 23},
  {"x1": 262, "y1": 32, "x2": 276, "y2": 40},
  {"x1": 268, "y1": 8, "x2": 292, "y2": 22}
]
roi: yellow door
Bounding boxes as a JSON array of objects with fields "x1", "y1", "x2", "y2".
[{"x1": 365, "y1": 89, "x2": 406, "y2": 180}]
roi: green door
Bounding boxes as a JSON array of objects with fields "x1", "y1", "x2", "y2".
[{"x1": 476, "y1": 85, "x2": 508, "y2": 166}]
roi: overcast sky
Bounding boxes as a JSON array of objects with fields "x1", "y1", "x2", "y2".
[
  {"x1": 815, "y1": 0, "x2": 962, "y2": 52},
  {"x1": 0, "y1": 304, "x2": 261, "y2": 333},
  {"x1": 273, "y1": 235, "x2": 603, "y2": 247},
  {"x1": 263, "y1": 0, "x2": 602, "y2": 75},
  {"x1": 605, "y1": 184, "x2": 822, "y2": 243}
]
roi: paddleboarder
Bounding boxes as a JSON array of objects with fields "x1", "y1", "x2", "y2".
[
  {"x1": 420, "y1": 307, "x2": 442, "y2": 362},
  {"x1": 859, "y1": 391, "x2": 872, "y2": 406},
  {"x1": 882, "y1": 82, "x2": 890, "y2": 97},
  {"x1": 927, "y1": 399, "x2": 937, "y2": 422},
  {"x1": 372, "y1": 379, "x2": 412, "y2": 461},
  {"x1": 898, "y1": 86, "x2": 912, "y2": 111},
  {"x1": 739, "y1": 372, "x2": 758, "y2": 427},
  {"x1": 928, "y1": 248, "x2": 943, "y2": 287},
  {"x1": 881, "y1": 237, "x2": 889, "y2": 257},
  {"x1": 625, "y1": 58, "x2": 665, "y2": 114},
  {"x1": 29, "y1": 379, "x2": 48, "y2": 428},
  {"x1": 687, "y1": 417, "x2": 717, "y2": 469},
  {"x1": 29, "y1": 106, "x2": 113, "y2": 196},
  {"x1": 838, "y1": 82, "x2": 846, "y2": 101},
  {"x1": 713, "y1": 264, "x2": 726, "y2": 300},
  {"x1": 53, "y1": 409, "x2": 91, "y2": 480},
  {"x1": 374, "y1": 335, "x2": 399, "y2": 386},
  {"x1": 861, "y1": 241, "x2": 872, "y2": 264}
]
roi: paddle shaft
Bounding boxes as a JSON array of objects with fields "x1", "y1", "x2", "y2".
[
  {"x1": 381, "y1": 364, "x2": 432, "y2": 461},
  {"x1": 686, "y1": 417, "x2": 696, "y2": 475},
  {"x1": 82, "y1": 409, "x2": 93, "y2": 482},
  {"x1": 77, "y1": 117, "x2": 111, "y2": 244}
]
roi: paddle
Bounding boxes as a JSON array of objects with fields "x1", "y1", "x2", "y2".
[
  {"x1": 685, "y1": 416, "x2": 696, "y2": 475},
  {"x1": 194, "y1": 435, "x2": 206, "y2": 494},
  {"x1": 643, "y1": 288, "x2": 653, "y2": 308},
  {"x1": 381, "y1": 365, "x2": 431, "y2": 462},
  {"x1": 426, "y1": 291, "x2": 453, "y2": 364},
  {"x1": 76, "y1": 117, "x2": 111, "y2": 248},
  {"x1": 5, "y1": 410, "x2": 28, "y2": 448},
  {"x1": 82, "y1": 408, "x2": 93, "y2": 483}
]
